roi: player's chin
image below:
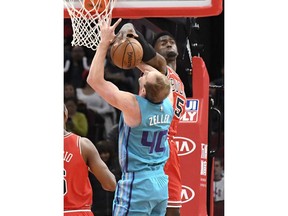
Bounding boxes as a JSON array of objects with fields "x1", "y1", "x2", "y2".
[{"x1": 167, "y1": 51, "x2": 178, "y2": 58}]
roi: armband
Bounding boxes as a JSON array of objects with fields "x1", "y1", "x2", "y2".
[{"x1": 135, "y1": 30, "x2": 156, "y2": 62}]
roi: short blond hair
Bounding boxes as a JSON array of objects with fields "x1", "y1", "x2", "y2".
[{"x1": 144, "y1": 73, "x2": 170, "y2": 103}]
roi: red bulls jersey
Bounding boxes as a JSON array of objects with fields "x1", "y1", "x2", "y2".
[
  {"x1": 166, "y1": 66, "x2": 187, "y2": 137},
  {"x1": 64, "y1": 132, "x2": 92, "y2": 211}
]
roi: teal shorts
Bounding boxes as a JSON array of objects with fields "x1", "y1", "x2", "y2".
[{"x1": 112, "y1": 168, "x2": 168, "y2": 216}]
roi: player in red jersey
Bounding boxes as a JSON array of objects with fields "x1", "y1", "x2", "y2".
[
  {"x1": 152, "y1": 32, "x2": 187, "y2": 216},
  {"x1": 64, "y1": 104, "x2": 116, "y2": 215}
]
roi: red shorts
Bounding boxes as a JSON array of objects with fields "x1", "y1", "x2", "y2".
[
  {"x1": 64, "y1": 210, "x2": 94, "y2": 216},
  {"x1": 164, "y1": 139, "x2": 182, "y2": 208}
]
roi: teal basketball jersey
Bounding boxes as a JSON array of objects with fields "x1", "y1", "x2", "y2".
[{"x1": 118, "y1": 95, "x2": 173, "y2": 173}]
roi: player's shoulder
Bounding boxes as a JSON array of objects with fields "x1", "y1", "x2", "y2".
[
  {"x1": 79, "y1": 136, "x2": 98, "y2": 157},
  {"x1": 166, "y1": 65, "x2": 175, "y2": 73},
  {"x1": 79, "y1": 136, "x2": 93, "y2": 147},
  {"x1": 167, "y1": 69, "x2": 184, "y2": 87},
  {"x1": 166, "y1": 66, "x2": 179, "y2": 78},
  {"x1": 64, "y1": 132, "x2": 79, "y2": 143}
]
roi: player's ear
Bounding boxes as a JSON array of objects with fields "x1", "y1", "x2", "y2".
[{"x1": 139, "y1": 86, "x2": 146, "y2": 97}]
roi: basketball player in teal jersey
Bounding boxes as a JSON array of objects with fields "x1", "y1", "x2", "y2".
[
  {"x1": 118, "y1": 25, "x2": 187, "y2": 216},
  {"x1": 87, "y1": 15, "x2": 174, "y2": 216}
]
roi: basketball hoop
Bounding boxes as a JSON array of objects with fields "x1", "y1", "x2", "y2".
[{"x1": 63, "y1": 0, "x2": 116, "y2": 51}]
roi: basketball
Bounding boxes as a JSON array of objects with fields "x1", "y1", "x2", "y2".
[
  {"x1": 84, "y1": 0, "x2": 107, "y2": 12},
  {"x1": 110, "y1": 37, "x2": 143, "y2": 70}
]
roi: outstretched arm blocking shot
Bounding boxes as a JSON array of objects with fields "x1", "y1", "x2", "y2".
[{"x1": 117, "y1": 23, "x2": 167, "y2": 75}]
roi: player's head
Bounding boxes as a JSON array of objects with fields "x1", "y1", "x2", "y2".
[
  {"x1": 152, "y1": 31, "x2": 178, "y2": 62},
  {"x1": 138, "y1": 70, "x2": 170, "y2": 103}
]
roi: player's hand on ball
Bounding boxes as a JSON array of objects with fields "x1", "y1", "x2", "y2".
[{"x1": 117, "y1": 23, "x2": 139, "y2": 40}]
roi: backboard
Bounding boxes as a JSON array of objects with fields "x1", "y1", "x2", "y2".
[{"x1": 63, "y1": 0, "x2": 223, "y2": 18}]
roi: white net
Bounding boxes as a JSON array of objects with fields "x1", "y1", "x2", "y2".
[{"x1": 64, "y1": 0, "x2": 116, "y2": 51}]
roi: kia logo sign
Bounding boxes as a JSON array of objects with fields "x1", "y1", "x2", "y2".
[
  {"x1": 181, "y1": 185, "x2": 195, "y2": 203},
  {"x1": 175, "y1": 136, "x2": 196, "y2": 156}
]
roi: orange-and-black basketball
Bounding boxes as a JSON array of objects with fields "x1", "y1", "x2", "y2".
[{"x1": 110, "y1": 37, "x2": 143, "y2": 70}]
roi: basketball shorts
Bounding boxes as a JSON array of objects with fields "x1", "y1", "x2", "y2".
[
  {"x1": 113, "y1": 167, "x2": 168, "y2": 216},
  {"x1": 64, "y1": 210, "x2": 94, "y2": 216},
  {"x1": 164, "y1": 139, "x2": 182, "y2": 208}
]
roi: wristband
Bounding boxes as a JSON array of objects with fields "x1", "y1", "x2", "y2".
[{"x1": 134, "y1": 30, "x2": 156, "y2": 62}]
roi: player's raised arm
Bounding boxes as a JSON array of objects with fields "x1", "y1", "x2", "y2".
[
  {"x1": 87, "y1": 15, "x2": 121, "y2": 104},
  {"x1": 87, "y1": 16, "x2": 125, "y2": 109},
  {"x1": 87, "y1": 15, "x2": 140, "y2": 127}
]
